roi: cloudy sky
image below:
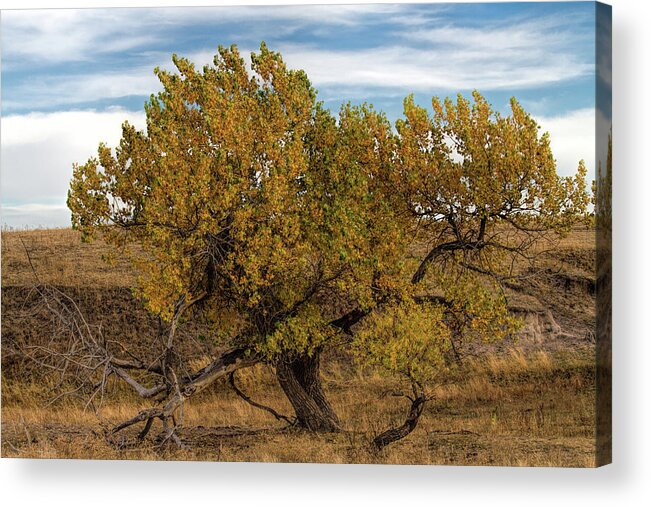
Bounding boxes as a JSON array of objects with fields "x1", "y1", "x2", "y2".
[{"x1": 1, "y1": 2, "x2": 601, "y2": 228}]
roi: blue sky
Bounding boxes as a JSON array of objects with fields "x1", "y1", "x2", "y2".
[{"x1": 1, "y1": 2, "x2": 602, "y2": 228}]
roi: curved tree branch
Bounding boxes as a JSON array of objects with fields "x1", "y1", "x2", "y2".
[
  {"x1": 372, "y1": 379, "x2": 427, "y2": 451},
  {"x1": 228, "y1": 371, "x2": 295, "y2": 425}
]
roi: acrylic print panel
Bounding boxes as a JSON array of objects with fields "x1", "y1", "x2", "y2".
[{"x1": 0, "y1": 1, "x2": 611, "y2": 467}]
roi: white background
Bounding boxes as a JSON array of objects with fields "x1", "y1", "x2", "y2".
[{"x1": 1, "y1": 0, "x2": 648, "y2": 505}]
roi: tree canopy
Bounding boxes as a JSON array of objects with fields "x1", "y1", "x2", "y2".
[{"x1": 66, "y1": 43, "x2": 589, "y2": 447}]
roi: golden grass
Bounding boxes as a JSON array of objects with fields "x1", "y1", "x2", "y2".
[
  {"x1": 1, "y1": 225, "x2": 596, "y2": 288},
  {"x1": 1, "y1": 227, "x2": 598, "y2": 466},
  {"x1": 1, "y1": 348, "x2": 596, "y2": 467},
  {"x1": 1, "y1": 228, "x2": 135, "y2": 288}
]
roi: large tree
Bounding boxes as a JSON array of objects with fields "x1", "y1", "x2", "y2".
[
  {"x1": 61, "y1": 43, "x2": 589, "y2": 448},
  {"x1": 67, "y1": 43, "x2": 405, "y2": 436}
]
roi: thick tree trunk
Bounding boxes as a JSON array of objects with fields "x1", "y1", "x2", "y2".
[
  {"x1": 372, "y1": 394, "x2": 426, "y2": 450},
  {"x1": 276, "y1": 349, "x2": 340, "y2": 432}
]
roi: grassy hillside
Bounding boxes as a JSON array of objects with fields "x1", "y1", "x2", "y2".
[{"x1": 1, "y1": 227, "x2": 598, "y2": 466}]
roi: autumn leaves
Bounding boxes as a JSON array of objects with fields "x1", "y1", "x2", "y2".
[{"x1": 67, "y1": 44, "x2": 589, "y2": 440}]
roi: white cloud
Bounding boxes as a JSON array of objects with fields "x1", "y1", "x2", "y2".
[
  {"x1": 0, "y1": 5, "x2": 406, "y2": 66},
  {"x1": 1, "y1": 109, "x2": 146, "y2": 227},
  {"x1": 535, "y1": 108, "x2": 595, "y2": 179},
  {"x1": 3, "y1": 69, "x2": 161, "y2": 111},
  {"x1": 1, "y1": 106, "x2": 595, "y2": 228},
  {"x1": 7, "y1": 40, "x2": 590, "y2": 111},
  {"x1": 2, "y1": 6, "x2": 593, "y2": 111},
  {"x1": 400, "y1": 14, "x2": 584, "y2": 49},
  {"x1": 252, "y1": 14, "x2": 593, "y2": 93},
  {"x1": 273, "y1": 43, "x2": 591, "y2": 93},
  {"x1": 1, "y1": 204, "x2": 71, "y2": 229},
  {"x1": 1, "y1": 10, "x2": 162, "y2": 65}
]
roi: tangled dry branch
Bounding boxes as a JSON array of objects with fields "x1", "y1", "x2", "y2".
[{"x1": 18, "y1": 279, "x2": 261, "y2": 449}]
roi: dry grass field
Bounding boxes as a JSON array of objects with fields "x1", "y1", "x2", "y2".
[{"x1": 1, "y1": 227, "x2": 598, "y2": 466}]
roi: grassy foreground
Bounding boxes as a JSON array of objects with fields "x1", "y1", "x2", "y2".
[
  {"x1": 1, "y1": 228, "x2": 597, "y2": 466},
  {"x1": 2, "y1": 350, "x2": 596, "y2": 466}
]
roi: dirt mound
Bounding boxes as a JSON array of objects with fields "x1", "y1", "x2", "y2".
[
  {"x1": 0, "y1": 285, "x2": 222, "y2": 375},
  {"x1": 510, "y1": 306, "x2": 562, "y2": 344}
]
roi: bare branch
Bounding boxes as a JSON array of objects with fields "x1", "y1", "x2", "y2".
[{"x1": 228, "y1": 371, "x2": 295, "y2": 425}]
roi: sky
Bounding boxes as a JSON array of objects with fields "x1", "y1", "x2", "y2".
[{"x1": 1, "y1": 1, "x2": 603, "y2": 228}]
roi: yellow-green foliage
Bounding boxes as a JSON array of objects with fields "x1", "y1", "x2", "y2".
[
  {"x1": 439, "y1": 271, "x2": 522, "y2": 346},
  {"x1": 353, "y1": 300, "x2": 451, "y2": 383},
  {"x1": 352, "y1": 273, "x2": 521, "y2": 386},
  {"x1": 67, "y1": 43, "x2": 406, "y2": 359},
  {"x1": 391, "y1": 92, "x2": 590, "y2": 279},
  {"x1": 67, "y1": 43, "x2": 588, "y2": 385},
  {"x1": 262, "y1": 304, "x2": 336, "y2": 359}
]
